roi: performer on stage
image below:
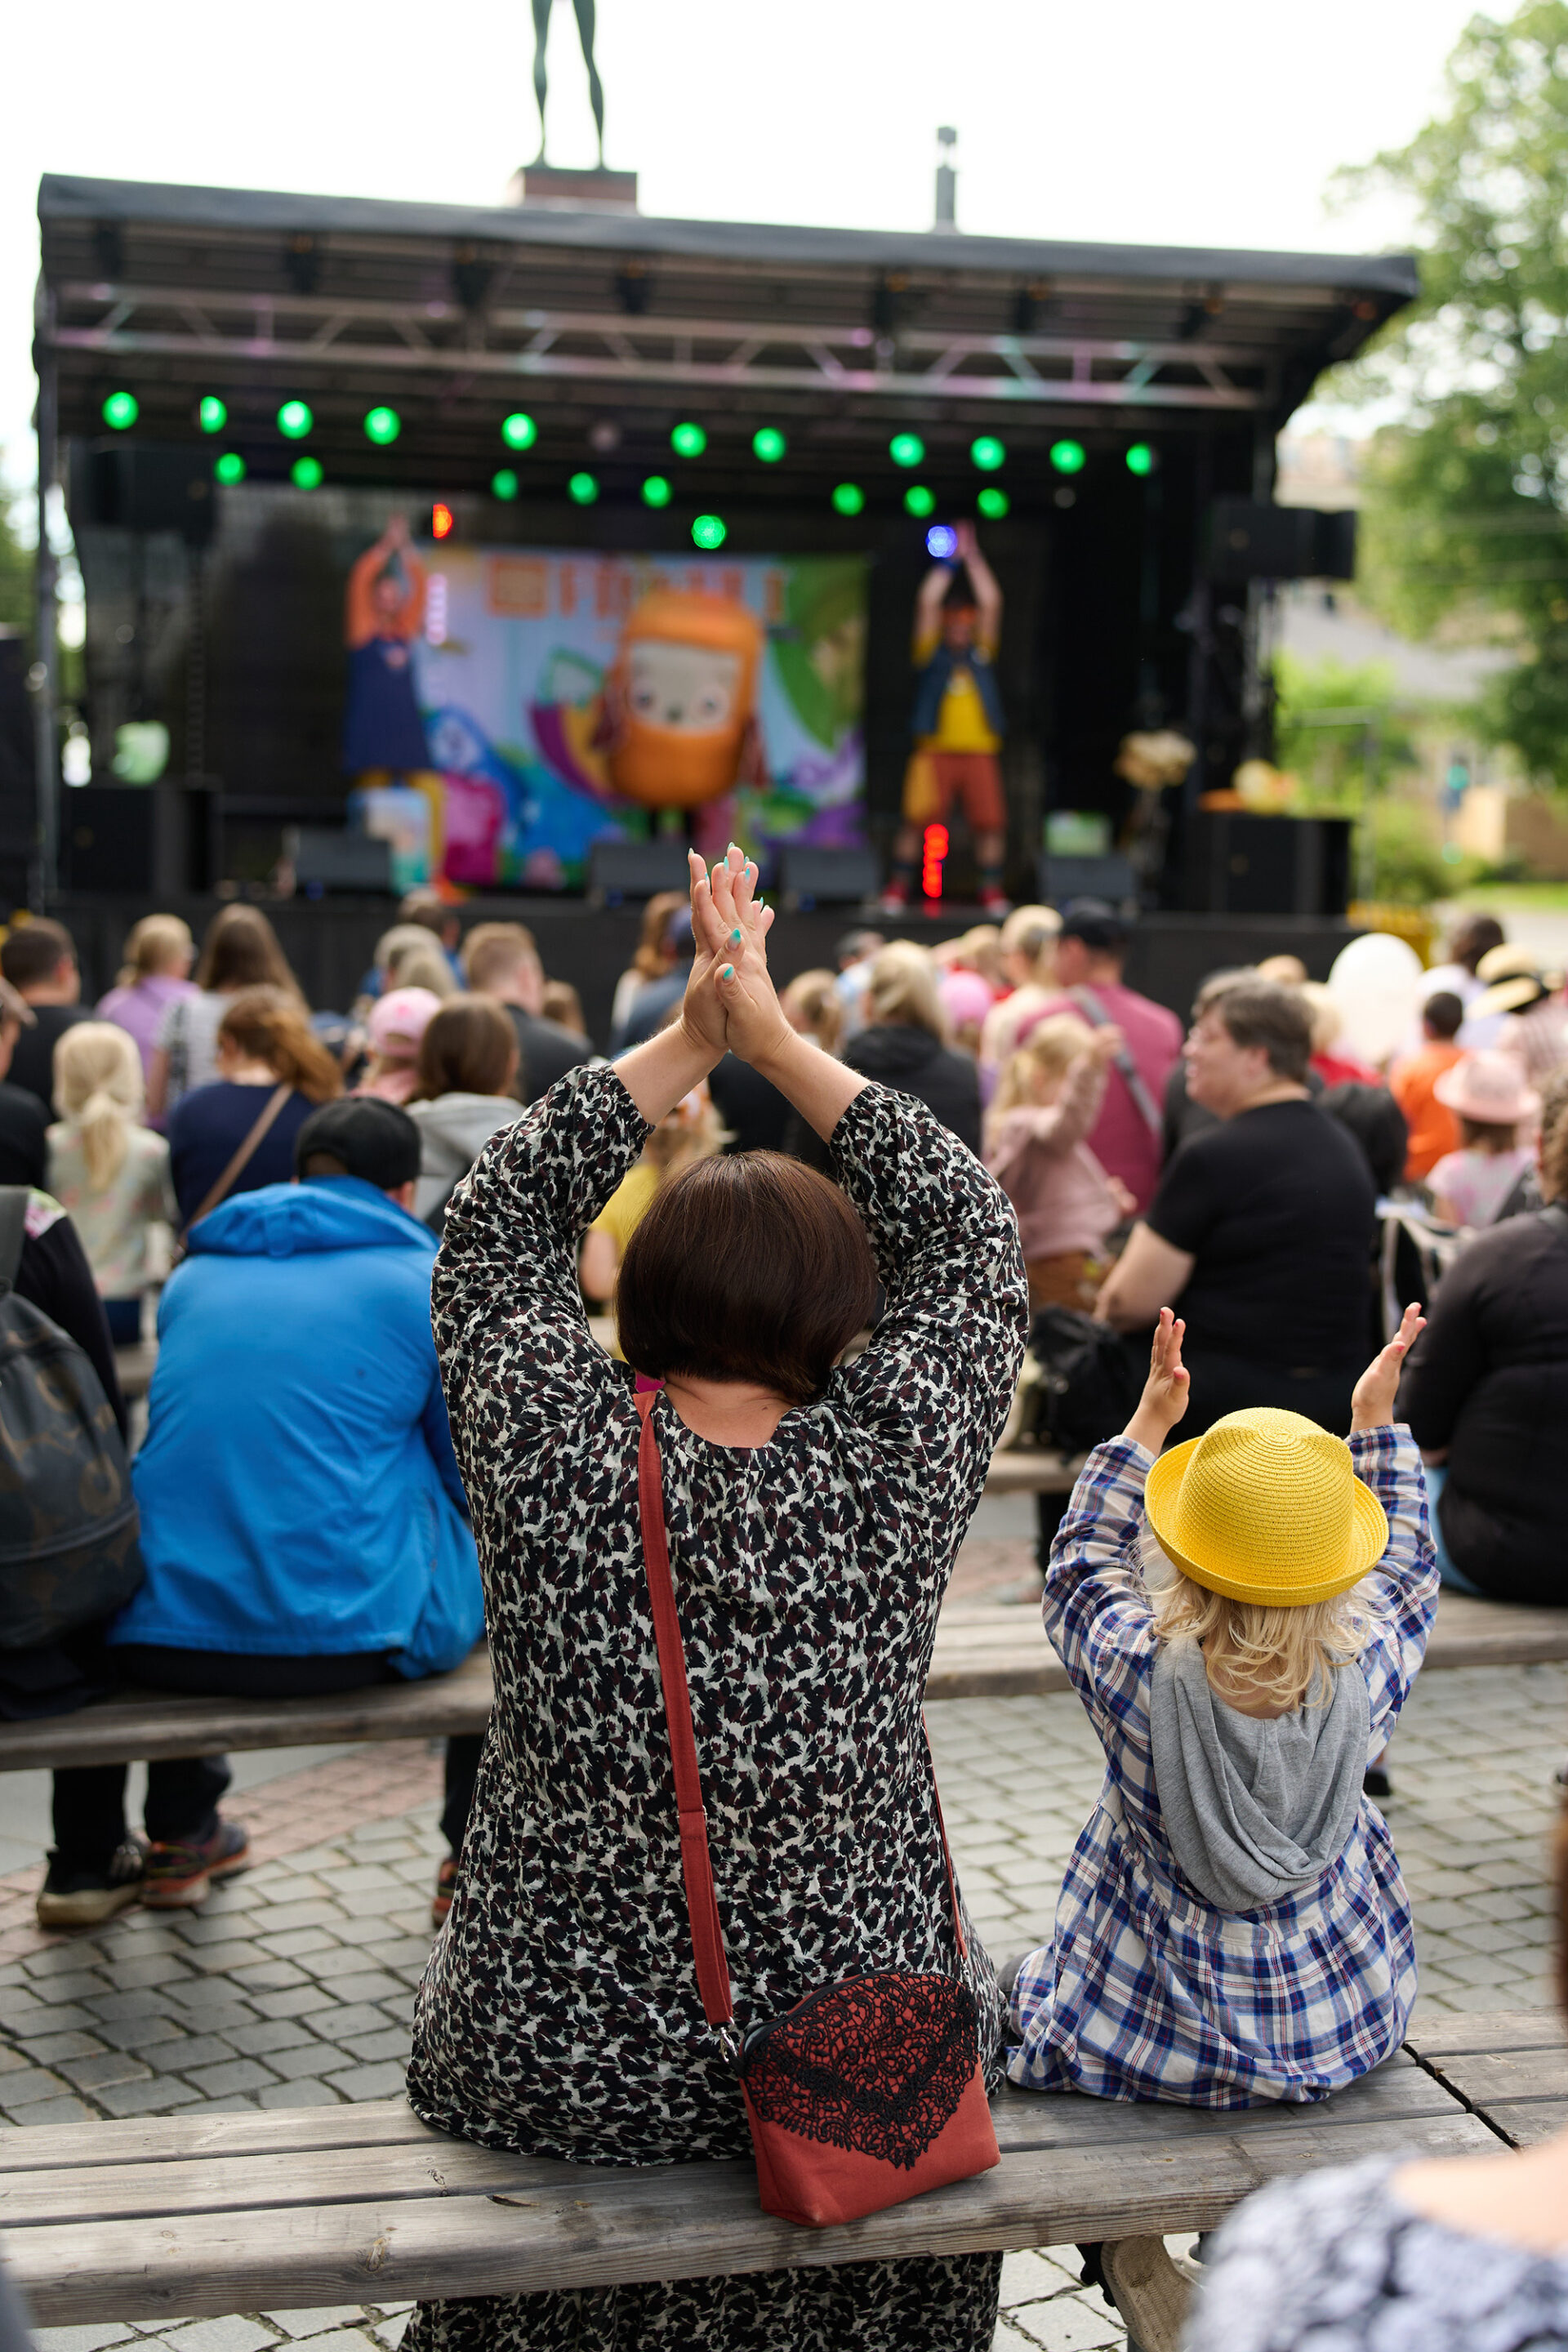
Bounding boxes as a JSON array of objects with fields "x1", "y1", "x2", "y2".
[
  {"x1": 882, "y1": 522, "x2": 1009, "y2": 915},
  {"x1": 343, "y1": 516, "x2": 444, "y2": 876}
]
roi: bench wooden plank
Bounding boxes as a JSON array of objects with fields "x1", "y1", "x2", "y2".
[
  {"x1": 1405, "y1": 2011, "x2": 1566, "y2": 2060},
  {"x1": 0, "y1": 2109, "x2": 1494, "y2": 2326}
]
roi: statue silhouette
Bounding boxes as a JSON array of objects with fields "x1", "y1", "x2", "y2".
[{"x1": 532, "y1": 0, "x2": 605, "y2": 167}]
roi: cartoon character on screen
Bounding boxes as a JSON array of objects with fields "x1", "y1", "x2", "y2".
[
  {"x1": 342, "y1": 515, "x2": 445, "y2": 877},
  {"x1": 881, "y1": 520, "x2": 1009, "y2": 915},
  {"x1": 598, "y1": 590, "x2": 768, "y2": 854}
]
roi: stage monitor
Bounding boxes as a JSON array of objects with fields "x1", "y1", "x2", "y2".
[
  {"x1": 350, "y1": 545, "x2": 868, "y2": 893},
  {"x1": 1202, "y1": 501, "x2": 1356, "y2": 583}
]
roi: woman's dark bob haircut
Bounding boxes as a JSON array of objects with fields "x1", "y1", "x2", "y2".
[{"x1": 617, "y1": 1152, "x2": 877, "y2": 1405}]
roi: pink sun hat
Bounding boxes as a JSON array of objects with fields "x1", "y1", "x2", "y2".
[
  {"x1": 1432, "y1": 1048, "x2": 1539, "y2": 1126},
  {"x1": 368, "y1": 986, "x2": 443, "y2": 1058},
  {"x1": 938, "y1": 969, "x2": 996, "y2": 1031}
]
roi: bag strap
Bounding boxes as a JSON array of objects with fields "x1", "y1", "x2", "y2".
[
  {"x1": 1070, "y1": 986, "x2": 1165, "y2": 1143},
  {"x1": 181, "y1": 1084, "x2": 292, "y2": 1239},
  {"x1": 0, "y1": 1187, "x2": 30, "y2": 1294},
  {"x1": 634, "y1": 1391, "x2": 968, "y2": 2042}
]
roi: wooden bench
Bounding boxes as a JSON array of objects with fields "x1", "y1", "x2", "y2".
[
  {"x1": 8, "y1": 2015, "x2": 1557, "y2": 2343},
  {"x1": 1, "y1": 1583, "x2": 1562, "y2": 1773}
]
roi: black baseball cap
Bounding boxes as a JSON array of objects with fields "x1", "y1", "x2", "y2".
[
  {"x1": 1057, "y1": 898, "x2": 1131, "y2": 954},
  {"x1": 294, "y1": 1098, "x2": 421, "y2": 1192}
]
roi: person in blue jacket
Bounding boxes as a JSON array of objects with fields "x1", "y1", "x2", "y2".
[{"x1": 100, "y1": 1096, "x2": 484, "y2": 1912}]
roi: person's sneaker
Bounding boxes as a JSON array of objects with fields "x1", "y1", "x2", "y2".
[
  {"x1": 35, "y1": 1838, "x2": 145, "y2": 1931},
  {"x1": 1364, "y1": 1764, "x2": 1393, "y2": 1802},
  {"x1": 432, "y1": 1856, "x2": 458, "y2": 1931},
  {"x1": 142, "y1": 1820, "x2": 251, "y2": 1910}
]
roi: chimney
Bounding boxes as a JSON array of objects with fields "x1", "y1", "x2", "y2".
[{"x1": 933, "y1": 127, "x2": 958, "y2": 231}]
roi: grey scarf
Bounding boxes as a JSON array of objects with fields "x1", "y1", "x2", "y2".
[{"x1": 1148, "y1": 1640, "x2": 1370, "y2": 1913}]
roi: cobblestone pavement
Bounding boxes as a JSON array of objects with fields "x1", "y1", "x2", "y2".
[{"x1": 6, "y1": 1660, "x2": 1565, "y2": 2352}]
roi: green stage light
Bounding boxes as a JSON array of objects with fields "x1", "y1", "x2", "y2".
[
  {"x1": 904, "y1": 483, "x2": 936, "y2": 518},
  {"x1": 752, "y1": 426, "x2": 786, "y2": 463},
  {"x1": 1050, "y1": 439, "x2": 1086, "y2": 474},
  {"x1": 278, "y1": 399, "x2": 314, "y2": 440},
  {"x1": 1125, "y1": 442, "x2": 1156, "y2": 476},
  {"x1": 213, "y1": 452, "x2": 246, "y2": 485},
  {"x1": 970, "y1": 434, "x2": 1005, "y2": 471},
  {"x1": 671, "y1": 421, "x2": 706, "y2": 457},
  {"x1": 692, "y1": 513, "x2": 727, "y2": 550},
  {"x1": 291, "y1": 456, "x2": 323, "y2": 490},
  {"x1": 832, "y1": 483, "x2": 865, "y2": 516},
  {"x1": 102, "y1": 390, "x2": 138, "y2": 430},
  {"x1": 642, "y1": 474, "x2": 673, "y2": 508},
  {"x1": 501, "y1": 412, "x2": 537, "y2": 451},
  {"x1": 889, "y1": 432, "x2": 924, "y2": 468},
  {"x1": 492, "y1": 468, "x2": 520, "y2": 501},
  {"x1": 364, "y1": 406, "x2": 401, "y2": 446},
  {"x1": 568, "y1": 470, "x2": 599, "y2": 505},
  {"x1": 977, "y1": 486, "x2": 1009, "y2": 519},
  {"x1": 198, "y1": 395, "x2": 227, "y2": 434}
]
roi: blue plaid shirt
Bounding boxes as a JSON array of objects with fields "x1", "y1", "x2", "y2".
[{"x1": 1009, "y1": 1425, "x2": 1437, "y2": 2108}]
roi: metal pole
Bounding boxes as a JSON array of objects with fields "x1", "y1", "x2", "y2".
[{"x1": 30, "y1": 280, "x2": 60, "y2": 912}]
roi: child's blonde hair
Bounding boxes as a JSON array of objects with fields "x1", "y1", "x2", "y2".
[
  {"x1": 1147, "y1": 1539, "x2": 1370, "y2": 1714},
  {"x1": 53, "y1": 1022, "x2": 145, "y2": 1193},
  {"x1": 990, "y1": 1013, "x2": 1095, "y2": 1129}
]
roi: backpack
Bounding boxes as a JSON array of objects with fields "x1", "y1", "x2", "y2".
[
  {"x1": 1022, "y1": 1305, "x2": 1147, "y2": 1456},
  {"x1": 0, "y1": 1190, "x2": 144, "y2": 1650}
]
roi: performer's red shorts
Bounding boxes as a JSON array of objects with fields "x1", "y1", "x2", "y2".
[{"x1": 902, "y1": 750, "x2": 1007, "y2": 833}]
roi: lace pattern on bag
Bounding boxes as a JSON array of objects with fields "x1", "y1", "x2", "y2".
[{"x1": 741, "y1": 1973, "x2": 979, "y2": 2171}]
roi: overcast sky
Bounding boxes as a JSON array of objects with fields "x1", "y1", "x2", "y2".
[{"x1": 3, "y1": 0, "x2": 1486, "y2": 497}]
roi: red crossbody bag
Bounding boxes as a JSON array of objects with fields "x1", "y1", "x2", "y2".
[{"x1": 635, "y1": 1391, "x2": 1000, "y2": 2229}]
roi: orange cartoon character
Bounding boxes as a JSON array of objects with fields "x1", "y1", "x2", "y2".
[{"x1": 600, "y1": 591, "x2": 768, "y2": 832}]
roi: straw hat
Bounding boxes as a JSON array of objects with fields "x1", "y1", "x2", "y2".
[
  {"x1": 1144, "y1": 1407, "x2": 1388, "y2": 1607},
  {"x1": 1472, "y1": 942, "x2": 1563, "y2": 1020},
  {"x1": 1432, "y1": 1049, "x2": 1539, "y2": 1126}
]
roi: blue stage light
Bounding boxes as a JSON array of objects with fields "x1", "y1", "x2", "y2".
[{"x1": 926, "y1": 524, "x2": 959, "y2": 559}]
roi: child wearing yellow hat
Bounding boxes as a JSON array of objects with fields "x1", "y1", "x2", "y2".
[{"x1": 1009, "y1": 1301, "x2": 1437, "y2": 2106}]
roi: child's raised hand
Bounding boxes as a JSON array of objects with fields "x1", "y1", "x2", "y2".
[
  {"x1": 1123, "y1": 1307, "x2": 1190, "y2": 1454},
  {"x1": 1350, "y1": 1302, "x2": 1425, "y2": 1433},
  {"x1": 1085, "y1": 1024, "x2": 1125, "y2": 1067}
]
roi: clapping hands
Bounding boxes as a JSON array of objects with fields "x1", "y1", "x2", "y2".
[{"x1": 679, "y1": 845, "x2": 791, "y2": 1069}]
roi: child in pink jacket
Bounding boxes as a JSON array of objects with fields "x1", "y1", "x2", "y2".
[{"x1": 985, "y1": 1016, "x2": 1134, "y2": 1309}]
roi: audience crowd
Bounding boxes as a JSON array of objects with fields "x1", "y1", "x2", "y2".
[{"x1": 1, "y1": 871, "x2": 1564, "y2": 2351}]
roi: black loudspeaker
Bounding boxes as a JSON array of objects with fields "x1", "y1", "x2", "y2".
[
  {"x1": 69, "y1": 442, "x2": 216, "y2": 546},
  {"x1": 587, "y1": 839, "x2": 693, "y2": 905},
  {"x1": 777, "y1": 846, "x2": 880, "y2": 909},
  {"x1": 60, "y1": 783, "x2": 215, "y2": 894},
  {"x1": 1203, "y1": 500, "x2": 1356, "y2": 583},
  {"x1": 1185, "y1": 813, "x2": 1352, "y2": 917},
  {"x1": 1039, "y1": 852, "x2": 1138, "y2": 908}
]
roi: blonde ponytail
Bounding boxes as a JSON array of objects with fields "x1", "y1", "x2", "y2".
[{"x1": 54, "y1": 1023, "x2": 145, "y2": 1194}]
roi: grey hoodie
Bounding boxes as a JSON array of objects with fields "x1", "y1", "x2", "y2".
[
  {"x1": 408, "y1": 1094, "x2": 524, "y2": 1227},
  {"x1": 1147, "y1": 1641, "x2": 1370, "y2": 1913}
]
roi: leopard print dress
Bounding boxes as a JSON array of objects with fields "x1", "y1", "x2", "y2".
[{"x1": 404, "y1": 1064, "x2": 1029, "y2": 2352}]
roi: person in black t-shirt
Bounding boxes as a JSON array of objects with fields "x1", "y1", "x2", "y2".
[
  {"x1": 0, "y1": 981, "x2": 47, "y2": 1186},
  {"x1": 0, "y1": 918, "x2": 91, "y2": 1115},
  {"x1": 460, "y1": 921, "x2": 592, "y2": 1102},
  {"x1": 1097, "y1": 979, "x2": 1376, "y2": 1437}
]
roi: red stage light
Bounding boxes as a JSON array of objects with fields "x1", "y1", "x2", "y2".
[
  {"x1": 921, "y1": 822, "x2": 949, "y2": 899},
  {"x1": 431, "y1": 502, "x2": 454, "y2": 540}
]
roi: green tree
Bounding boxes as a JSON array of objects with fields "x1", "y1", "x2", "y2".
[
  {"x1": 0, "y1": 485, "x2": 32, "y2": 646},
  {"x1": 1335, "y1": 2, "x2": 1568, "y2": 782}
]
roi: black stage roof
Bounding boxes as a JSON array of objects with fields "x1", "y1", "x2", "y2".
[{"x1": 37, "y1": 172, "x2": 1419, "y2": 501}]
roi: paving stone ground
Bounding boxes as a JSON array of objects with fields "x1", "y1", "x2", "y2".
[{"x1": 6, "y1": 1659, "x2": 1564, "y2": 2352}]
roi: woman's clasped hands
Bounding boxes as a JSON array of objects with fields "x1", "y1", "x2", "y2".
[{"x1": 680, "y1": 845, "x2": 793, "y2": 1067}]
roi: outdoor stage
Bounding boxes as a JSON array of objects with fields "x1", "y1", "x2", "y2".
[{"x1": 26, "y1": 169, "x2": 1416, "y2": 924}]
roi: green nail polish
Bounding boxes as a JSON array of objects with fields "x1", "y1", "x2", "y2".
[
  {"x1": 730, "y1": 927, "x2": 742, "y2": 942},
  {"x1": 722, "y1": 964, "x2": 734, "y2": 979}
]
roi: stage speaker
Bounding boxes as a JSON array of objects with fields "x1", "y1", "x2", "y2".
[
  {"x1": 284, "y1": 826, "x2": 393, "y2": 894},
  {"x1": 1203, "y1": 500, "x2": 1356, "y2": 583},
  {"x1": 777, "y1": 845, "x2": 880, "y2": 910},
  {"x1": 587, "y1": 839, "x2": 693, "y2": 905},
  {"x1": 1186, "y1": 813, "x2": 1352, "y2": 918},
  {"x1": 60, "y1": 782, "x2": 216, "y2": 895},
  {"x1": 1039, "y1": 852, "x2": 1138, "y2": 909},
  {"x1": 69, "y1": 441, "x2": 216, "y2": 546}
]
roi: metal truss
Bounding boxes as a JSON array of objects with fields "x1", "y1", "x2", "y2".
[{"x1": 47, "y1": 282, "x2": 1276, "y2": 412}]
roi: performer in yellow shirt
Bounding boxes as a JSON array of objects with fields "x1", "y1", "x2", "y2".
[{"x1": 881, "y1": 522, "x2": 1009, "y2": 915}]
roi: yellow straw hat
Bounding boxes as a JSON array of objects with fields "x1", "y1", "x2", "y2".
[{"x1": 1143, "y1": 1407, "x2": 1388, "y2": 1607}]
